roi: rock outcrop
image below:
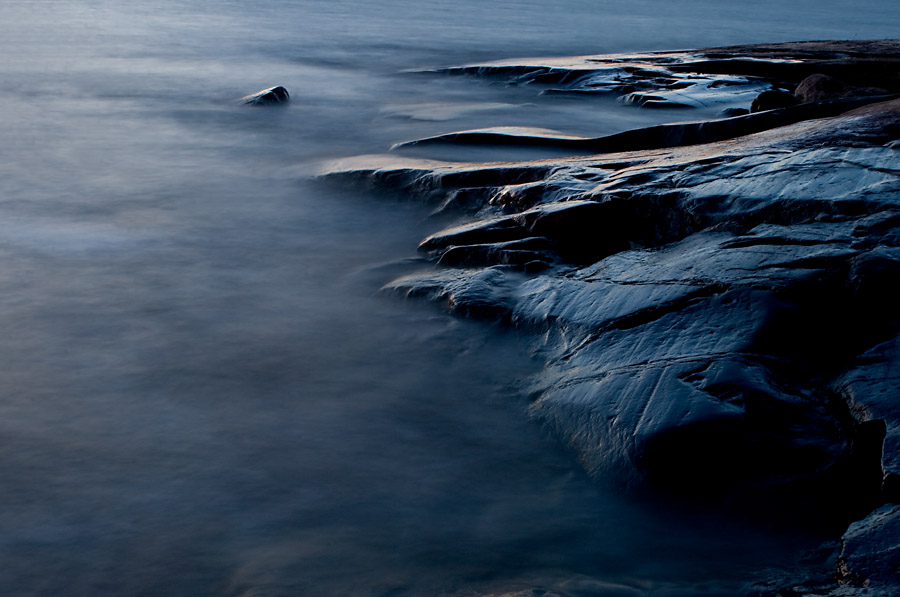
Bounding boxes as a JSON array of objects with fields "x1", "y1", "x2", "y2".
[
  {"x1": 837, "y1": 505, "x2": 900, "y2": 592},
  {"x1": 794, "y1": 73, "x2": 886, "y2": 104},
  {"x1": 322, "y1": 40, "x2": 900, "y2": 594},
  {"x1": 426, "y1": 39, "x2": 900, "y2": 116}
]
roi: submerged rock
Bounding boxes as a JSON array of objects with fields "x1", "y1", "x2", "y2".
[{"x1": 239, "y1": 85, "x2": 290, "y2": 106}]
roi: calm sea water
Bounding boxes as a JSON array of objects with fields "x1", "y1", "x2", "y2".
[{"x1": 1, "y1": 1, "x2": 898, "y2": 595}]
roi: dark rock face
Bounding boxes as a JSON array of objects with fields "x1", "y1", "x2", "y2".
[
  {"x1": 239, "y1": 85, "x2": 290, "y2": 106},
  {"x1": 796, "y1": 73, "x2": 857, "y2": 103},
  {"x1": 323, "y1": 41, "x2": 900, "y2": 594},
  {"x1": 751, "y1": 89, "x2": 799, "y2": 112}
]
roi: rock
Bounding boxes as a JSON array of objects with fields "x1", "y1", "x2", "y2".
[
  {"x1": 239, "y1": 85, "x2": 290, "y2": 106},
  {"x1": 418, "y1": 215, "x2": 527, "y2": 256},
  {"x1": 837, "y1": 505, "x2": 900, "y2": 592},
  {"x1": 678, "y1": 40, "x2": 900, "y2": 95},
  {"x1": 436, "y1": 58, "x2": 735, "y2": 107},
  {"x1": 323, "y1": 41, "x2": 900, "y2": 594},
  {"x1": 331, "y1": 96, "x2": 900, "y2": 523},
  {"x1": 394, "y1": 95, "x2": 898, "y2": 156},
  {"x1": 719, "y1": 107, "x2": 749, "y2": 118},
  {"x1": 618, "y1": 92, "x2": 694, "y2": 109},
  {"x1": 436, "y1": 237, "x2": 555, "y2": 269},
  {"x1": 794, "y1": 73, "x2": 888, "y2": 103},
  {"x1": 382, "y1": 267, "x2": 517, "y2": 320},
  {"x1": 750, "y1": 89, "x2": 799, "y2": 112},
  {"x1": 832, "y1": 332, "x2": 900, "y2": 503},
  {"x1": 488, "y1": 578, "x2": 644, "y2": 597},
  {"x1": 795, "y1": 74, "x2": 855, "y2": 103},
  {"x1": 429, "y1": 40, "x2": 900, "y2": 119}
]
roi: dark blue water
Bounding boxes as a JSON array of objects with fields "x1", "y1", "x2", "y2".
[{"x1": 1, "y1": 1, "x2": 898, "y2": 595}]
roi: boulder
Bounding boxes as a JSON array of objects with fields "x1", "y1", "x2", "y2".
[
  {"x1": 794, "y1": 73, "x2": 888, "y2": 104},
  {"x1": 719, "y1": 107, "x2": 749, "y2": 118},
  {"x1": 239, "y1": 85, "x2": 290, "y2": 106},
  {"x1": 750, "y1": 89, "x2": 799, "y2": 112},
  {"x1": 838, "y1": 505, "x2": 900, "y2": 591}
]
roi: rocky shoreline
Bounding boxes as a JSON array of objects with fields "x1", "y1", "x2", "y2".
[{"x1": 322, "y1": 40, "x2": 900, "y2": 595}]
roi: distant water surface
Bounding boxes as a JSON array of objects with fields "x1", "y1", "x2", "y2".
[{"x1": 1, "y1": 1, "x2": 898, "y2": 595}]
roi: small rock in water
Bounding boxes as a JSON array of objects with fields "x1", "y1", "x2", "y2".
[
  {"x1": 750, "y1": 89, "x2": 799, "y2": 112},
  {"x1": 239, "y1": 85, "x2": 290, "y2": 106}
]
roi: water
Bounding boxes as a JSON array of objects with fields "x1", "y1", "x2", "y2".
[{"x1": 2, "y1": 1, "x2": 898, "y2": 595}]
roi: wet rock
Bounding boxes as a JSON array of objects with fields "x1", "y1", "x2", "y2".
[
  {"x1": 239, "y1": 85, "x2": 290, "y2": 106},
  {"x1": 395, "y1": 95, "x2": 899, "y2": 156},
  {"x1": 436, "y1": 53, "x2": 778, "y2": 114},
  {"x1": 383, "y1": 267, "x2": 518, "y2": 320},
  {"x1": 430, "y1": 40, "x2": 900, "y2": 119},
  {"x1": 486, "y1": 578, "x2": 643, "y2": 597},
  {"x1": 514, "y1": 200, "x2": 633, "y2": 263},
  {"x1": 418, "y1": 215, "x2": 527, "y2": 256},
  {"x1": 618, "y1": 92, "x2": 694, "y2": 109},
  {"x1": 832, "y1": 333, "x2": 900, "y2": 503},
  {"x1": 719, "y1": 107, "x2": 749, "y2": 118},
  {"x1": 691, "y1": 39, "x2": 900, "y2": 94},
  {"x1": 332, "y1": 98, "x2": 900, "y2": 523},
  {"x1": 837, "y1": 505, "x2": 900, "y2": 592},
  {"x1": 436, "y1": 237, "x2": 555, "y2": 269},
  {"x1": 794, "y1": 73, "x2": 888, "y2": 104},
  {"x1": 430, "y1": 187, "x2": 493, "y2": 216},
  {"x1": 323, "y1": 40, "x2": 900, "y2": 595},
  {"x1": 750, "y1": 89, "x2": 799, "y2": 112},
  {"x1": 795, "y1": 74, "x2": 856, "y2": 103}
]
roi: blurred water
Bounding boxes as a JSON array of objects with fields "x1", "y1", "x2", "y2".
[{"x1": 1, "y1": 1, "x2": 898, "y2": 595}]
